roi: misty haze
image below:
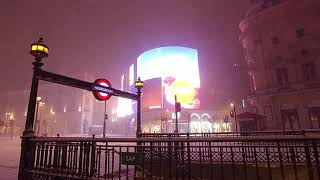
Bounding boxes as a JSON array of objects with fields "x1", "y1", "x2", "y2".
[{"x1": 1, "y1": 0, "x2": 320, "y2": 179}]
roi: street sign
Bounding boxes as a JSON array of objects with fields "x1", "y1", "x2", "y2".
[
  {"x1": 175, "y1": 102, "x2": 181, "y2": 112},
  {"x1": 92, "y1": 79, "x2": 113, "y2": 101},
  {"x1": 121, "y1": 152, "x2": 141, "y2": 165}
]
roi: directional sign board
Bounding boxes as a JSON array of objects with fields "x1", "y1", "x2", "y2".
[
  {"x1": 92, "y1": 79, "x2": 113, "y2": 101},
  {"x1": 121, "y1": 152, "x2": 141, "y2": 165}
]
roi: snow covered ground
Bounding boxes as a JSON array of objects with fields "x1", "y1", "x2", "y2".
[
  {"x1": 0, "y1": 137, "x2": 21, "y2": 180},
  {"x1": 0, "y1": 134, "x2": 127, "y2": 180}
]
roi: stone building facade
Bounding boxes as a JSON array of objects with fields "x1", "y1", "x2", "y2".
[
  {"x1": 239, "y1": 0, "x2": 320, "y2": 131},
  {"x1": 1, "y1": 72, "x2": 95, "y2": 136}
]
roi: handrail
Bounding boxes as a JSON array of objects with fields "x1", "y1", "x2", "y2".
[
  {"x1": 141, "y1": 129, "x2": 320, "y2": 136},
  {"x1": 29, "y1": 134, "x2": 320, "y2": 143}
]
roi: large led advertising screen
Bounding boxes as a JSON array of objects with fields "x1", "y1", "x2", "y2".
[
  {"x1": 137, "y1": 46, "x2": 200, "y2": 109},
  {"x1": 141, "y1": 78, "x2": 162, "y2": 111}
]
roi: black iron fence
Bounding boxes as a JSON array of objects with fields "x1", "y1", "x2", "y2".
[
  {"x1": 141, "y1": 129, "x2": 320, "y2": 138},
  {"x1": 23, "y1": 134, "x2": 320, "y2": 180}
]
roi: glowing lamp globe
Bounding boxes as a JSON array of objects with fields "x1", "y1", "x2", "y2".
[
  {"x1": 36, "y1": 96, "x2": 42, "y2": 102},
  {"x1": 30, "y1": 37, "x2": 49, "y2": 60},
  {"x1": 135, "y1": 77, "x2": 144, "y2": 89}
]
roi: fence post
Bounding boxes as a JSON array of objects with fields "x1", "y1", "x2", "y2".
[
  {"x1": 169, "y1": 133, "x2": 173, "y2": 180},
  {"x1": 289, "y1": 147, "x2": 298, "y2": 180},
  {"x1": 312, "y1": 141, "x2": 320, "y2": 179},
  {"x1": 174, "y1": 134, "x2": 179, "y2": 180},
  {"x1": 90, "y1": 135, "x2": 96, "y2": 177},
  {"x1": 305, "y1": 140, "x2": 314, "y2": 180},
  {"x1": 61, "y1": 142, "x2": 67, "y2": 169},
  {"x1": 277, "y1": 141, "x2": 285, "y2": 180},
  {"x1": 79, "y1": 142, "x2": 83, "y2": 175},
  {"x1": 18, "y1": 135, "x2": 36, "y2": 180},
  {"x1": 187, "y1": 133, "x2": 191, "y2": 180}
]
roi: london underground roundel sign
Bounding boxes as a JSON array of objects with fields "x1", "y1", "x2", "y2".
[{"x1": 92, "y1": 79, "x2": 112, "y2": 101}]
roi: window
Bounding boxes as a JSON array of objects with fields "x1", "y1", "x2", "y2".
[
  {"x1": 263, "y1": 106, "x2": 273, "y2": 129},
  {"x1": 302, "y1": 63, "x2": 315, "y2": 81},
  {"x1": 244, "y1": 47, "x2": 249, "y2": 59},
  {"x1": 296, "y1": 28, "x2": 305, "y2": 38},
  {"x1": 276, "y1": 68, "x2": 288, "y2": 85},
  {"x1": 271, "y1": 36, "x2": 279, "y2": 45},
  {"x1": 249, "y1": 74, "x2": 257, "y2": 91},
  {"x1": 309, "y1": 108, "x2": 320, "y2": 129},
  {"x1": 281, "y1": 109, "x2": 300, "y2": 130},
  {"x1": 248, "y1": 62, "x2": 254, "y2": 70}
]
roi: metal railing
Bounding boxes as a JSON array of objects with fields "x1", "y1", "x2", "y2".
[
  {"x1": 142, "y1": 129, "x2": 320, "y2": 138},
  {"x1": 22, "y1": 134, "x2": 320, "y2": 180}
]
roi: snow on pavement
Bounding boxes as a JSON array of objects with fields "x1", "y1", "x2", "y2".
[{"x1": 0, "y1": 137, "x2": 21, "y2": 180}]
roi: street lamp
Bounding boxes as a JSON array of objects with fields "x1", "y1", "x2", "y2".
[
  {"x1": 24, "y1": 38, "x2": 48, "y2": 135},
  {"x1": 36, "y1": 96, "x2": 42, "y2": 102},
  {"x1": 135, "y1": 77, "x2": 143, "y2": 137},
  {"x1": 9, "y1": 113, "x2": 15, "y2": 139},
  {"x1": 230, "y1": 103, "x2": 238, "y2": 132},
  {"x1": 38, "y1": 102, "x2": 45, "y2": 135},
  {"x1": 135, "y1": 77, "x2": 144, "y2": 88},
  {"x1": 19, "y1": 38, "x2": 49, "y2": 179},
  {"x1": 34, "y1": 96, "x2": 42, "y2": 135},
  {"x1": 30, "y1": 38, "x2": 49, "y2": 60},
  {"x1": 50, "y1": 108, "x2": 55, "y2": 137},
  {"x1": 5, "y1": 112, "x2": 11, "y2": 135}
]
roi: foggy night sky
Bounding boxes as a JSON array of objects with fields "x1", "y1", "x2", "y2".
[{"x1": 0, "y1": 0, "x2": 251, "y2": 106}]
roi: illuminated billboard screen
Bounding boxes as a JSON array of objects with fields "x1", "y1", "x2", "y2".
[
  {"x1": 129, "y1": 64, "x2": 134, "y2": 87},
  {"x1": 137, "y1": 46, "x2": 200, "y2": 109},
  {"x1": 141, "y1": 78, "x2": 162, "y2": 111},
  {"x1": 116, "y1": 97, "x2": 134, "y2": 117}
]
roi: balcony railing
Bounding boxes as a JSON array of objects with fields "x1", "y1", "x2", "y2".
[{"x1": 21, "y1": 131, "x2": 320, "y2": 180}]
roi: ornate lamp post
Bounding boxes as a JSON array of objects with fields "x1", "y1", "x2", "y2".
[
  {"x1": 19, "y1": 38, "x2": 48, "y2": 180},
  {"x1": 24, "y1": 38, "x2": 49, "y2": 135},
  {"x1": 135, "y1": 77, "x2": 143, "y2": 138}
]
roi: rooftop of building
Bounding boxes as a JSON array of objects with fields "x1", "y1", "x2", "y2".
[{"x1": 245, "y1": 0, "x2": 288, "y2": 18}]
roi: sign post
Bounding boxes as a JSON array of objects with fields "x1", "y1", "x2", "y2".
[
  {"x1": 174, "y1": 95, "x2": 181, "y2": 133},
  {"x1": 103, "y1": 105, "x2": 108, "y2": 138},
  {"x1": 92, "y1": 79, "x2": 112, "y2": 138}
]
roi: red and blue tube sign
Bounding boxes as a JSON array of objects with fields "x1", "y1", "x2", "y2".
[{"x1": 92, "y1": 79, "x2": 113, "y2": 101}]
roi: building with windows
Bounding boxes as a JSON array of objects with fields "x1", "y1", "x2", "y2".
[
  {"x1": 1, "y1": 72, "x2": 95, "y2": 136},
  {"x1": 239, "y1": 0, "x2": 320, "y2": 130}
]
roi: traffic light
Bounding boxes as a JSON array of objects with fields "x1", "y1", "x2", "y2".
[
  {"x1": 175, "y1": 102, "x2": 181, "y2": 112},
  {"x1": 230, "y1": 110, "x2": 234, "y2": 118}
]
